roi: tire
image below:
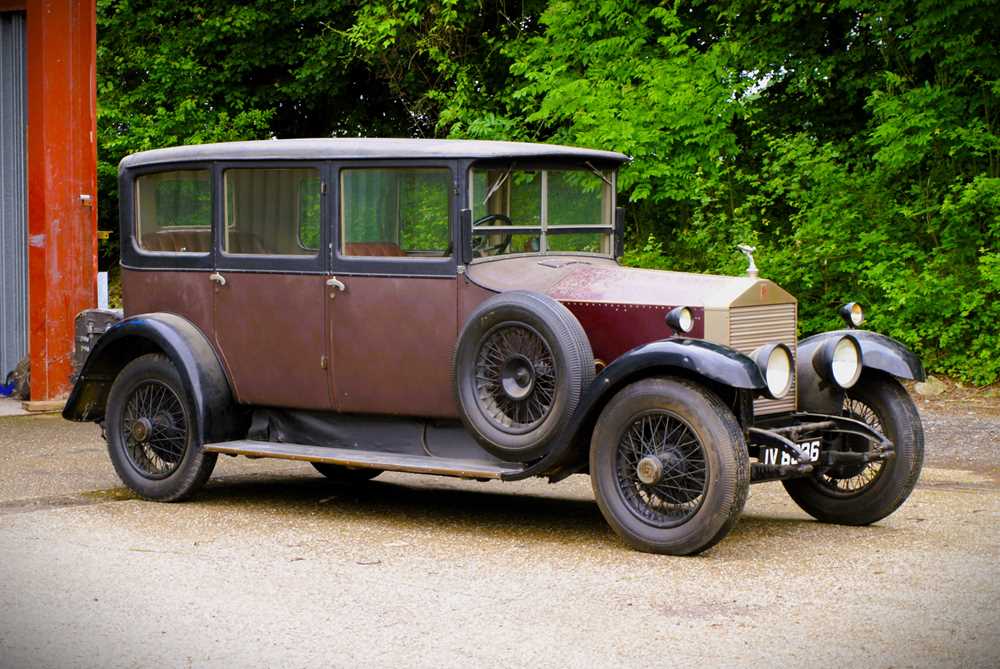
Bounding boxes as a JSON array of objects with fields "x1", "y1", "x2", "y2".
[
  {"x1": 590, "y1": 377, "x2": 750, "y2": 555},
  {"x1": 311, "y1": 462, "x2": 382, "y2": 483},
  {"x1": 454, "y1": 290, "x2": 594, "y2": 462},
  {"x1": 105, "y1": 353, "x2": 218, "y2": 501},
  {"x1": 783, "y1": 372, "x2": 924, "y2": 525}
]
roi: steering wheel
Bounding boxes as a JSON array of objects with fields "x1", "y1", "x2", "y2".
[
  {"x1": 473, "y1": 213, "x2": 513, "y2": 227},
  {"x1": 472, "y1": 214, "x2": 513, "y2": 257}
]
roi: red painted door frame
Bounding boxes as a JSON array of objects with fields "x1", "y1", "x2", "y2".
[{"x1": 0, "y1": 0, "x2": 98, "y2": 400}]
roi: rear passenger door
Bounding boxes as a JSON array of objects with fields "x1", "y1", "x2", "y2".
[
  {"x1": 328, "y1": 162, "x2": 460, "y2": 418},
  {"x1": 211, "y1": 163, "x2": 333, "y2": 410}
]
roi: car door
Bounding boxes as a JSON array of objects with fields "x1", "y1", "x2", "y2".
[
  {"x1": 211, "y1": 163, "x2": 333, "y2": 410},
  {"x1": 328, "y1": 162, "x2": 460, "y2": 418}
]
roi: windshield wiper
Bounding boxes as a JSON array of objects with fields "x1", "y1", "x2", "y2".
[
  {"x1": 585, "y1": 161, "x2": 612, "y2": 187},
  {"x1": 482, "y1": 165, "x2": 514, "y2": 206}
]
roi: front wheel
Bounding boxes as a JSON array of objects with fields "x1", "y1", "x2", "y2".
[
  {"x1": 783, "y1": 372, "x2": 924, "y2": 525},
  {"x1": 105, "y1": 354, "x2": 217, "y2": 501},
  {"x1": 590, "y1": 378, "x2": 750, "y2": 556}
]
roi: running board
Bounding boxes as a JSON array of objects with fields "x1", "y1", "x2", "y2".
[{"x1": 204, "y1": 440, "x2": 523, "y2": 480}]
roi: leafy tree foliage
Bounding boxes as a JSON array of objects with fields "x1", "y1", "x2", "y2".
[
  {"x1": 97, "y1": 0, "x2": 1000, "y2": 383},
  {"x1": 434, "y1": 0, "x2": 1000, "y2": 383},
  {"x1": 97, "y1": 0, "x2": 411, "y2": 243}
]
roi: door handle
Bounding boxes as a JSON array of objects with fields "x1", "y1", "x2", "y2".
[
  {"x1": 209, "y1": 272, "x2": 227, "y2": 286},
  {"x1": 326, "y1": 277, "x2": 346, "y2": 292}
]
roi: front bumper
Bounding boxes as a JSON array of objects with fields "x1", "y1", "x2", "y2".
[{"x1": 747, "y1": 412, "x2": 895, "y2": 483}]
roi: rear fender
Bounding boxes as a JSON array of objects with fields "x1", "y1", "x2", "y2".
[{"x1": 62, "y1": 313, "x2": 244, "y2": 443}]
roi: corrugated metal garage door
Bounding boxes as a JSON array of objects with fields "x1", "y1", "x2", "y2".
[{"x1": 0, "y1": 12, "x2": 28, "y2": 380}]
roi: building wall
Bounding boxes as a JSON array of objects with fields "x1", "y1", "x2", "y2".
[
  {"x1": 0, "y1": 12, "x2": 28, "y2": 381},
  {"x1": 0, "y1": 0, "x2": 97, "y2": 400}
]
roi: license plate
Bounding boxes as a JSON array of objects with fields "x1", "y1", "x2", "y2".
[{"x1": 761, "y1": 439, "x2": 821, "y2": 466}]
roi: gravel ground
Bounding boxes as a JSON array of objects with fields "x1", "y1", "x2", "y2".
[
  {"x1": 914, "y1": 396, "x2": 1000, "y2": 476},
  {"x1": 923, "y1": 410, "x2": 1000, "y2": 474},
  {"x1": 0, "y1": 402, "x2": 997, "y2": 668}
]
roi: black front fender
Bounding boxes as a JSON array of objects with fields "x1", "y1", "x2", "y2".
[
  {"x1": 796, "y1": 329, "x2": 925, "y2": 413},
  {"x1": 589, "y1": 337, "x2": 765, "y2": 392},
  {"x1": 502, "y1": 338, "x2": 765, "y2": 481},
  {"x1": 62, "y1": 313, "x2": 244, "y2": 443},
  {"x1": 799, "y1": 329, "x2": 925, "y2": 382}
]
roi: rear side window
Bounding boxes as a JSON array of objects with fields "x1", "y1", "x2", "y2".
[
  {"x1": 223, "y1": 168, "x2": 320, "y2": 256},
  {"x1": 340, "y1": 168, "x2": 451, "y2": 258},
  {"x1": 134, "y1": 170, "x2": 211, "y2": 253}
]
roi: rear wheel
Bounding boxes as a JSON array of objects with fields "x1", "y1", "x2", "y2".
[
  {"x1": 590, "y1": 378, "x2": 749, "y2": 555},
  {"x1": 106, "y1": 354, "x2": 217, "y2": 501},
  {"x1": 311, "y1": 462, "x2": 382, "y2": 483},
  {"x1": 783, "y1": 373, "x2": 924, "y2": 525}
]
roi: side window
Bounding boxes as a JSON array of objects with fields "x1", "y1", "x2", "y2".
[
  {"x1": 340, "y1": 168, "x2": 451, "y2": 258},
  {"x1": 223, "y1": 168, "x2": 320, "y2": 256},
  {"x1": 135, "y1": 170, "x2": 211, "y2": 253}
]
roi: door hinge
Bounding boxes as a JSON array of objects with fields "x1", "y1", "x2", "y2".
[
  {"x1": 321, "y1": 181, "x2": 328, "y2": 195},
  {"x1": 320, "y1": 355, "x2": 329, "y2": 370}
]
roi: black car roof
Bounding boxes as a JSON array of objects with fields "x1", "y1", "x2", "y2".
[{"x1": 120, "y1": 138, "x2": 629, "y2": 170}]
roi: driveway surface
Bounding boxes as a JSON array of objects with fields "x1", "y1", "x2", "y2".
[{"x1": 1, "y1": 403, "x2": 998, "y2": 668}]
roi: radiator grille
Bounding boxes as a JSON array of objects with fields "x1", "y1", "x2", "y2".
[{"x1": 730, "y1": 303, "x2": 797, "y2": 415}]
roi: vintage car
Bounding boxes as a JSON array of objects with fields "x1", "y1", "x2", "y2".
[{"x1": 63, "y1": 138, "x2": 925, "y2": 555}]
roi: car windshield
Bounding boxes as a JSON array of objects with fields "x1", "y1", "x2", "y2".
[{"x1": 469, "y1": 165, "x2": 615, "y2": 258}]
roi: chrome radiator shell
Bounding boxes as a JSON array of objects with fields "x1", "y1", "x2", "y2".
[{"x1": 729, "y1": 303, "x2": 798, "y2": 415}]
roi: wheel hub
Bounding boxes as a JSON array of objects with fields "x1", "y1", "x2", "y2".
[
  {"x1": 500, "y1": 355, "x2": 535, "y2": 401},
  {"x1": 636, "y1": 455, "x2": 663, "y2": 485},
  {"x1": 131, "y1": 417, "x2": 153, "y2": 443},
  {"x1": 636, "y1": 449, "x2": 688, "y2": 485}
]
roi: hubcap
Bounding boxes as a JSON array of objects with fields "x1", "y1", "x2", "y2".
[
  {"x1": 473, "y1": 323, "x2": 557, "y2": 434},
  {"x1": 636, "y1": 456, "x2": 663, "y2": 485},
  {"x1": 500, "y1": 355, "x2": 535, "y2": 400},
  {"x1": 131, "y1": 417, "x2": 153, "y2": 443}
]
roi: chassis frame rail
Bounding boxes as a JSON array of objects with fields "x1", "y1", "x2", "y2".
[{"x1": 748, "y1": 412, "x2": 895, "y2": 483}]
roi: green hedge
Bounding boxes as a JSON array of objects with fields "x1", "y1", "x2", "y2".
[{"x1": 97, "y1": 0, "x2": 1000, "y2": 383}]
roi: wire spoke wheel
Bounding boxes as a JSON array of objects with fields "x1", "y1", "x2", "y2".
[
  {"x1": 473, "y1": 322, "x2": 557, "y2": 434},
  {"x1": 783, "y1": 374, "x2": 923, "y2": 526},
  {"x1": 105, "y1": 354, "x2": 218, "y2": 501},
  {"x1": 814, "y1": 394, "x2": 886, "y2": 496},
  {"x1": 615, "y1": 410, "x2": 708, "y2": 529},
  {"x1": 119, "y1": 379, "x2": 189, "y2": 479},
  {"x1": 591, "y1": 378, "x2": 748, "y2": 555},
  {"x1": 456, "y1": 291, "x2": 592, "y2": 461}
]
